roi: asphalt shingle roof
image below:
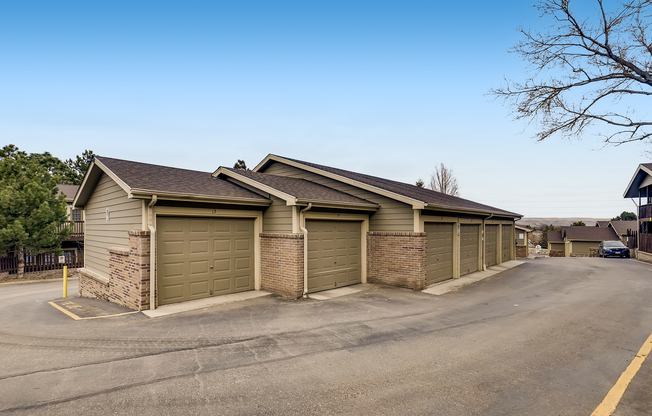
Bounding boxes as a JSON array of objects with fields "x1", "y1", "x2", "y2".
[
  {"x1": 56, "y1": 184, "x2": 79, "y2": 202},
  {"x1": 561, "y1": 226, "x2": 619, "y2": 241},
  {"x1": 96, "y1": 157, "x2": 268, "y2": 201},
  {"x1": 275, "y1": 156, "x2": 520, "y2": 217},
  {"x1": 547, "y1": 230, "x2": 563, "y2": 243},
  {"x1": 224, "y1": 168, "x2": 376, "y2": 206},
  {"x1": 610, "y1": 221, "x2": 637, "y2": 235},
  {"x1": 596, "y1": 221, "x2": 611, "y2": 228}
]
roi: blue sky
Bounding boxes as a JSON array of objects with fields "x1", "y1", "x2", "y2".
[{"x1": 1, "y1": 0, "x2": 647, "y2": 218}]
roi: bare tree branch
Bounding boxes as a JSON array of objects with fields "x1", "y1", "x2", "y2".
[
  {"x1": 428, "y1": 163, "x2": 460, "y2": 197},
  {"x1": 491, "y1": 0, "x2": 652, "y2": 146}
]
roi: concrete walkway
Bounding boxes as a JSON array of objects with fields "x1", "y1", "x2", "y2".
[
  {"x1": 142, "y1": 290, "x2": 272, "y2": 318},
  {"x1": 422, "y1": 260, "x2": 525, "y2": 295}
]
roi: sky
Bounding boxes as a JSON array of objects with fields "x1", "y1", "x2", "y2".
[{"x1": 1, "y1": 0, "x2": 648, "y2": 219}]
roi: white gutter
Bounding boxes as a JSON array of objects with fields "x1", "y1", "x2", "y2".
[
  {"x1": 148, "y1": 195, "x2": 158, "y2": 310},
  {"x1": 299, "y1": 203, "x2": 313, "y2": 298}
]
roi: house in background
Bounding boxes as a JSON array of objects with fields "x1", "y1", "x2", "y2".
[
  {"x1": 56, "y1": 184, "x2": 84, "y2": 257},
  {"x1": 623, "y1": 163, "x2": 652, "y2": 261},
  {"x1": 547, "y1": 226, "x2": 620, "y2": 257},
  {"x1": 609, "y1": 221, "x2": 637, "y2": 245},
  {"x1": 72, "y1": 154, "x2": 522, "y2": 311}
]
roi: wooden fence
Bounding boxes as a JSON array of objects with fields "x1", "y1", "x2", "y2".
[
  {"x1": 640, "y1": 233, "x2": 652, "y2": 254},
  {"x1": 0, "y1": 251, "x2": 83, "y2": 275}
]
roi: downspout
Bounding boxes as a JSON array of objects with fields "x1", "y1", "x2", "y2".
[
  {"x1": 299, "y1": 203, "x2": 313, "y2": 298},
  {"x1": 148, "y1": 195, "x2": 158, "y2": 310},
  {"x1": 483, "y1": 213, "x2": 493, "y2": 270}
]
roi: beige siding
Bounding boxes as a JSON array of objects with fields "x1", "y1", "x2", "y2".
[
  {"x1": 515, "y1": 230, "x2": 527, "y2": 246},
  {"x1": 571, "y1": 241, "x2": 598, "y2": 255},
  {"x1": 84, "y1": 173, "x2": 142, "y2": 278},
  {"x1": 263, "y1": 196, "x2": 293, "y2": 233},
  {"x1": 262, "y1": 162, "x2": 413, "y2": 232}
]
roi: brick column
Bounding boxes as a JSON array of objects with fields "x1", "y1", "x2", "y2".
[
  {"x1": 516, "y1": 246, "x2": 528, "y2": 258},
  {"x1": 81, "y1": 230, "x2": 150, "y2": 311},
  {"x1": 367, "y1": 232, "x2": 427, "y2": 291},
  {"x1": 260, "y1": 233, "x2": 304, "y2": 299}
]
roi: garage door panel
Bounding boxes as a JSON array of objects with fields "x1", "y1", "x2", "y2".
[
  {"x1": 161, "y1": 262, "x2": 184, "y2": 278},
  {"x1": 189, "y1": 281, "x2": 208, "y2": 296},
  {"x1": 190, "y1": 219, "x2": 209, "y2": 233},
  {"x1": 426, "y1": 222, "x2": 454, "y2": 285},
  {"x1": 235, "y1": 239, "x2": 251, "y2": 251},
  {"x1": 189, "y1": 260, "x2": 209, "y2": 275},
  {"x1": 306, "y1": 220, "x2": 361, "y2": 292},
  {"x1": 214, "y1": 239, "x2": 230, "y2": 252},
  {"x1": 163, "y1": 240, "x2": 184, "y2": 255},
  {"x1": 157, "y1": 217, "x2": 255, "y2": 306}
]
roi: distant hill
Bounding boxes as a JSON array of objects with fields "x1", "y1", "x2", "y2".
[{"x1": 516, "y1": 217, "x2": 610, "y2": 229}]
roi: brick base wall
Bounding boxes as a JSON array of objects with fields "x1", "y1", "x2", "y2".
[
  {"x1": 260, "y1": 233, "x2": 304, "y2": 299},
  {"x1": 516, "y1": 246, "x2": 528, "y2": 258},
  {"x1": 79, "y1": 230, "x2": 150, "y2": 311},
  {"x1": 549, "y1": 250, "x2": 566, "y2": 257},
  {"x1": 367, "y1": 232, "x2": 427, "y2": 291}
]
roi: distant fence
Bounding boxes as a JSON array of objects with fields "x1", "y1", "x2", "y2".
[
  {"x1": 626, "y1": 230, "x2": 638, "y2": 250},
  {"x1": 0, "y1": 251, "x2": 83, "y2": 275}
]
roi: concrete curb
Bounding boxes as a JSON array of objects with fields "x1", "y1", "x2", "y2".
[{"x1": 0, "y1": 277, "x2": 79, "y2": 286}]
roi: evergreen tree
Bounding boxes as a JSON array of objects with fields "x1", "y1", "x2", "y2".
[
  {"x1": 63, "y1": 150, "x2": 94, "y2": 185},
  {"x1": 0, "y1": 146, "x2": 72, "y2": 277}
]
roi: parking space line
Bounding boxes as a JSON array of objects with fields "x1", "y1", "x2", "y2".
[
  {"x1": 590, "y1": 331, "x2": 652, "y2": 416},
  {"x1": 48, "y1": 302, "x2": 140, "y2": 320}
]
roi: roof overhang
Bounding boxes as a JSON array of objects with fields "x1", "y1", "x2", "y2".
[
  {"x1": 422, "y1": 204, "x2": 522, "y2": 219},
  {"x1": 623, "y1": 164, "x2": 652, "y2": 198},
  {"x1": 74, "y1": 159, "x2": 272, "y2": 208},
  {"x1": 252, "y1": 154, "x2": 427, "y2": 209}
]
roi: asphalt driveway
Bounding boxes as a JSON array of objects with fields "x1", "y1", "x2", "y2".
[{"x1": 1, "y1": 257, "x2": 651, "y2": 415}]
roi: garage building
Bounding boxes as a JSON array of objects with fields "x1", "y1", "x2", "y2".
[{"x1": 74, "y1": 155, "x2": 521, "y2": 311}]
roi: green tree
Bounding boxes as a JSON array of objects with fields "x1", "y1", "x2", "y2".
[
  {"x1": 571, "y1": 221, "x2": 586, "y2": 226},
  {"x1": 541, "y1": 224, "x2": 560, "y2": 249},
  {"x1": 233, "y1": 159, "x2": 249, "y2": 171},
  {"x1": 612, "y1": 211, "x2": 637, "y2": 221},
  {"x1": 0, "y1": 146, "x2": 72, "y2": 278},
  {"x1": 63, "y1": 150, "x2": 94, "y2": 185},
  {"x1": 415, "y1": 178, "x2": 424, "y2": 188}
]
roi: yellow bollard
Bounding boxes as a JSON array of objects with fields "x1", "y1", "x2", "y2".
[{"x1": 63, "y1": 266, "x2": 68, "y2": 298}]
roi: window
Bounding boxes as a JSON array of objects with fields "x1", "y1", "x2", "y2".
[{"x1": 72, "y1": 209, "x2": 82, "y2": 222}]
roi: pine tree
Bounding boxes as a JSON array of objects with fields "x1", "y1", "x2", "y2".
[{"x1": 0, "y1": 146, "x2": 72, "y2": 277}]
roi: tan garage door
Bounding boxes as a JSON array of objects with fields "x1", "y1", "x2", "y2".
[
  {"x1": 157, "y1": 217, "x2": 255, "y2": 306},
  {"x1": 307, "y1": 220, "x2": 361, "y2": 293},
  {"x1": 460, "y1": 224, "x2": 480, "y2": 276},
  {"x1": 485, "y1": 225, "x2": 498, "y2": 267},
  {"x1": 502, "y1": 225, "x2": 512, "y2": 262},
  {"x1": 425, "y1": 222, "x2": 454, "y2": 284}
]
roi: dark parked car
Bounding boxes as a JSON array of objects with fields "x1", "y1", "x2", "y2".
[{"x1": 598, "y1": 240, "x2": 631, "y2": 258}]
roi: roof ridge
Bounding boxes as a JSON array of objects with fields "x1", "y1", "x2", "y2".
[{"x1": 96, "y1": 155, "x2": 214, "y2": 176}]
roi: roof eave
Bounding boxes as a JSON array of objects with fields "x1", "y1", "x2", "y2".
[
  {"x1": 296, "y1": 199, "x2": 379, "y2": 211},
  {"x1": 129, "y1": 189, "x2": 272, "y2": 206},
  {"x1": 423, "y1": 204, "x2": 522, "y2": 219}
]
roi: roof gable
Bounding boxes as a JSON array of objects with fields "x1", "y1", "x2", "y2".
[
  {"x1": 623, "y1": 163, "x2": 652, "y2": 198},
  {"x1": 74, "y1": 156, "x2": 270, "y2": 208},
  {"x1": 215, "y1": 167, "x2": 378, "y2": 209},
  {"x1": 254, "y1": 154, "x2": 521, "y2": 217}
]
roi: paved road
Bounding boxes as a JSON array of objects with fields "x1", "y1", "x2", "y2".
[{"x1": 1, "y1": 258, "x2": 651, "y2": 415}]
